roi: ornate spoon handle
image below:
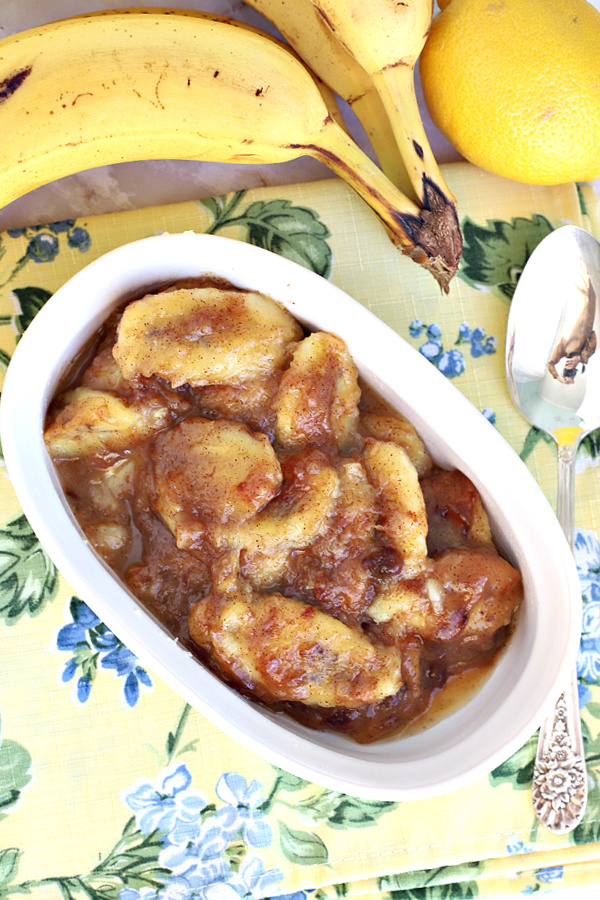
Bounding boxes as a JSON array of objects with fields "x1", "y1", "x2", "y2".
[
  {"x1": 532, "y1": 441, "x2": 586, "y2": 834},
  {"x1": 532, "y1": 670, "x2": 587, "y2": 833}
]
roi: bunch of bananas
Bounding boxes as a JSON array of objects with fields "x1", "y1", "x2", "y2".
[{"x1": 0, "y1": 3, "x2": 461, "y2": 290}]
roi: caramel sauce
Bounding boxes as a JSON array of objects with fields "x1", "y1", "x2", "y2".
[{"x1": 45, "y1": 280, "x2": 523, "y2": 743}]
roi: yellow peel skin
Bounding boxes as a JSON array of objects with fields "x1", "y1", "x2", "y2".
[
  {"x1": 0, "y1": 8, "x2": 459, "y2": 289},
  {"x1": 302, "y1": 0, "x2": 461, "y2": 262},
  {"x1": 244, "y1": 0, "x2": 414, "y2": 197}
]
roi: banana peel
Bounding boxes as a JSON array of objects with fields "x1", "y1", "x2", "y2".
[{"x1": 0, "y1": 9, "x2": 460, "y2": 289}]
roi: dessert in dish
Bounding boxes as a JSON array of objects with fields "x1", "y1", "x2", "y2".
[{"x1": 44, "y1": 279, "x2": 523, "y2": 742}]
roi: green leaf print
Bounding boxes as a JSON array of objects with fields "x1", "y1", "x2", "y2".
[
  {"x1": 584, "y1": 700, "x2": 600, "y2": 720},
  {"x1": 0, "y1": 514, "x2": 59, "y2": 625},
  {"x1": 579, "y1": 428, "x2": 600, "y2": 465},
  {"x1": 10, "y1": 286, "x2": 52, "y2": 339},
  {"x1": 0, "y1": 286, "x2": 52, "y2": 337},
  {"x1": 289, "y1": 787, "x2": 396, "y2": 829},
  {"x1": 519, "y1": 425, "x2": 554, "y2": 462},
  {"x1": 381, "y1": 861, "x2": 484, "y2": 897},
  {"x1": 270, "y1": 767, "x2": 311, "y2": 793},
  {"x1": 488, "y1": 733, "x2": 537, "y2": 790},
  {"x1": 459, "y1": 214, "x2": 554, "y2": 301},
  {"x1": 0, "y1": 743, "x2": 32, "y2": 818},
  {"x1": 84, "y1": 818, "x2": 170, "y2": 895},
  {"x1": 201, "y1": 190, "x2": 333, "y2": 277},
  {"x1": 577, "y1": 184, "x2": 589, "y2": 218},
  {"x1": 386, "y1": 884, "x2": 479, "y2": 900},
  {"x1": 0, "y1": 849, "x2": 22, "y2": 890},
  {"x1": 164, "y1": 703, "x2": 198, "y2": 764},
  {"x1": 317, "y1": 793, "x2": 396, "y2": 829},
  {"x1": 278, "y1": 820, "x2": 329, "y2": 865},
  {"x1": 0, "y1": 715, "x2": 32, "y2": 821}
]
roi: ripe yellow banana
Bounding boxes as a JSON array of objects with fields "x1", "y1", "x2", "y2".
[
  {"x1": 243, "y1": 0, "x2": 414, "y2": 198},
  {"x1": 0, "y1": 9, "x2": 457, "y2": 289},
  {"x1": 303, "y1": 0, "x2": 462, "y2": 268}
]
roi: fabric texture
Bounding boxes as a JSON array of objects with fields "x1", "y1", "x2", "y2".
[{"x1": 1, "y1": 162, "x2": 600, "y2": 899}]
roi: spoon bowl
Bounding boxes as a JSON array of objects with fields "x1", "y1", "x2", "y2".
[
  {"x1": 506, "y1": 224, "x2": 600, "y2": 833},
  {"x1": 507, "y1": 225, "x2": 600, "y2": 452}
]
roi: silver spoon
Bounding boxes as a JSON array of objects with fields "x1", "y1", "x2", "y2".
[
  {"x1": 506, "y1": 224, "x2": 600, "y2": 834},
  {"x1": 506, "y1": 225, "x2": 600, "y2": 834}
]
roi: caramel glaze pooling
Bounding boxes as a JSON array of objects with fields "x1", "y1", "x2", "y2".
[{"x1": 44, "y1": 278, "x2": 523, "y2": 743}]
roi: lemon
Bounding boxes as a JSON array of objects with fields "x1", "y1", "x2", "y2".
[{"x1": 420, "y1": 0, "x2": 600, "y2": 185}]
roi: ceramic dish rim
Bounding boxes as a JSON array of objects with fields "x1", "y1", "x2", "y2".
[{"x1": 0, "y1": 231, "x2": 582, "y2": 800}]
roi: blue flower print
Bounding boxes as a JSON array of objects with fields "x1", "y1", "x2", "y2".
[
  {"x1": 471, "y1": 335, "x2": 497, "y2": 358},
  {"x1": 236, "y1": 855, "x2": 284, "y2": 898},
  {"x1": 26, "y1": 232, "x2": 59, "y2": 263},
  {"x1": 54, "y1": 597, "x2": 152, "y2": 708},
  {"x1": 574, "y1": 529, "x2": 600, "y2": 601},
  {"x1": 579, "y1": 683, "x2": 593, "y2": 707},
  {"x1": 120, "y1": 765, "x2": 284, "y2": 900},
  {"x1": 419, "y1": 339, "x2": 443, "y2": 362},
  {"x1": 215, "y1": 773, "x2": 272, "y2": 848},
  {"x1": 120, "y1": 879, "x2": 207, "y2": 900},
  {"x1": 159, "y1": 828, "x2": 282, "y2": 898},
  {"x1": 67, "y1": 225, "x2": 92, "y2": 252},
  {"x1": 458, "y1": 322, "x2": 472, "y2": 341},
  {"x1": 437, "y1": 348, "x2": 466, "y2": 378},
  {"x1": 277, "y1": 894, "x2": 310, "y2": 900},
  {"x1": 577, "y1": 627, "x2": 600, "y2": 683},
  {"x1": 56, "y1": 599, "x2": 102, "y2": 703},
  {"x1": 535, "y1": 865, "x2": 563, "y2": 883},
  {"x1": 409, "y1": 320, "x2": 495, "y2": 380},
  {"x1": 573, "y1": 529, "x2": 600, "y2": 696},
  {"x1": 46, "y1": 219, "x2": 76, "y2": 233},
  {"x1": 482, "y1": 408, "x2": 496, "y2": 425},
  {"x1": 456, "y1": 322, "x2": 497, "y2": 359},
  {"x1": 123, "y1": 764, "x2": 208, "y2": 840},
  {"x1": 506, "y1": 838, "x2": 535, "y2": 855},
  {"x1": 100, "y1": 638, "x2": 153, "y2": 707},
  {"x1": 0, "y1": 219, "x2": 92, "y2": 289},
  {"x1": 582, "y1": 598, "x2": 600, "y2": 636},
  {"x1": 159, "y1": 819, "x2": 230, "y2": 881}
]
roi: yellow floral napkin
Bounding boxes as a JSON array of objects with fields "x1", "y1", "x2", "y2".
[{"x1": 2, "y1": 162, "x2": 600, "y2": 899}]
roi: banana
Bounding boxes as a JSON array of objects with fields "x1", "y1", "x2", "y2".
[
  {"x1": 0, "y1": 9, "x2": 458, "y2": 288},
  {"x1": 243, "y1": 0, "x2": 414, "y2": 197},
  {"x1": 301, "y1": 0, "x2": 462, "y2": 271}
]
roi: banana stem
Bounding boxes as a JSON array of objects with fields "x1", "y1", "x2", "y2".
[
  {"x1": 372, "y1": 67, "x2": 452, "y2": 206},
  {"x1": 306, "y1": 119, "x2": 459, "y2": 291},
  {"x1": 350, "y1": 89, "x2": 417, "y2": 200}
]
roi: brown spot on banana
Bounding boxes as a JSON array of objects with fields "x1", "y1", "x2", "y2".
[
  {"x1": 381, "y1": 59, "x2": 412, "y2": 70},
  {"x1": 72, "y1": 93, "x2": 94, "y2": 106},
  {"x1": 345, "y1": 90, "x2": 366, "y2": 106},
  {"x1": 313, "y1": 5, "x2": 337, "y2": 33},
  {"x1": 0, "y1": 67, "x2": 32, "y2": 105}
]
